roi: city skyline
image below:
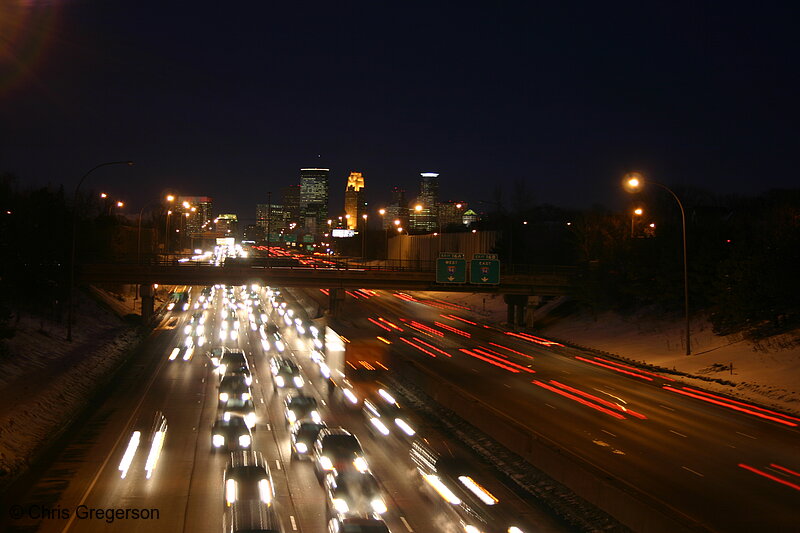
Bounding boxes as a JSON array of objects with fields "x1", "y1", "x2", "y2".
[{"x1": 1, "y1": 3, "x2": 797, "y2": 218}]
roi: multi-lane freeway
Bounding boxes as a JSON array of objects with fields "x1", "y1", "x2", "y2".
[{"x1": 4, "y1": 284, "x2": 566, "y2": 533}]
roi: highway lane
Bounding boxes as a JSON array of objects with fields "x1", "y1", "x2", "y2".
[
  {"x1": 7, "y1": 285, "x2": 567, "y2": 533},
  {"x1": 324, "y1": 288, "x2": 800, "y2": 532}
]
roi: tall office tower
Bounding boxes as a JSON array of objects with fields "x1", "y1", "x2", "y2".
[
  {"x1": 256, "y1": 202, "x2": 285, "y2": 241},
  {"x1": 343, "y1": 171, "x2": 366, "y2": 230},
  {"x1": 178, "y1": 196, "x2": 213, "y2": 237},
  {"x1": 215, "y1": 213, "x2": 239, "y2": 239},
  {"x1": 300, "y1": 168, "x2": 329, "y2": 233},
  {"x1": 438, "y1": 200, "x2": 467, "y2": 230},
  {"x1": 411, "y1": 172, "x2": 439, "y2": 233},
  {"x1": 384, "y1": 186, "x2": 408, "y2": 229},
  {"x1": 282, "y1": 184, "x2": 301, "y2": 228}
]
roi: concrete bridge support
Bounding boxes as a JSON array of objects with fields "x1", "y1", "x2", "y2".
[
  {"x1": 328, "y1": 288, "x2": 346, "y2": 317},
  {"x1": 503, "y1": 294, "x2": 528, "y2": 328},
  {"x1": 140, "y1": 284, "x2": 155, "y2": 324}
]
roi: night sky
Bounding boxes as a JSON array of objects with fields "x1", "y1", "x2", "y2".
[{"x1": 1, "y1": 1, "x2": 797, "y2": 220}]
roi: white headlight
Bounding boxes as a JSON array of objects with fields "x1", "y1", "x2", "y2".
[
  {"x1": 226, "y1": 478, "x2": 237, "y2": 505},
  {"x1": 276, "y1": 341, "x2": 285, "y2": 352},
  {"x1": 219, "y1": 392, "x2": 229, "y2": 402},
  {"x1": 378, "y1": 389, "x2": 396, "y2": 404},
  {"x1": 371, "y1": 498, "x2": 387, "y2": 514},
  {"x1": 295, "y1": 442, "x2": 308, "y2": 453},
  {"x1": 370, "y1": 417, "x2": 390, "y2": 436},
  {"x1": 395, "y1": 418, "x2": 416, "y2": 436},
  {"x1": 239, "y1": 434, "x2": 251, "y2": 447},
  {"x1": 184, "y1": 325, "x2": 192, "y2": 335},
  {"x1": 319, "y1": 456, "x2": 333, "y2": 470},
  {"x1": 118, "y1": 431, "x2": 141, "y2": 478},
  {"x1": 241, "y1": 392, "x2": 250, "y2": 401},
  {"x1": 261, "y1": 339, "x2": 270, "y2": 350},
  {"x1": 213, "y1": 434, "x2": 225, "y2": 447},
  {"x1": 354, "y1": 456, "x2": 369, "y2": 472},
  {"x1": 293, "y1": 376, "x2": 304, "y2": 387},
  {"x1": 343, "y1": 389, "x2": 358, "y2": 404},
  {"x1": 245, "y1": 375, "x2": 253, "y2": 386},
  {"x1": 311, "y1": 411, "x2": 321, "y2": 424},
  {"x1": 332, "y1": 498, "x2": 349, "y2": 514},
  {"x1": 287, "y1": 410, "x2": 297, "y2": 423},
  {"x1": 258, "y1": 478, "x2": 272, "y2": 504},
  {"x1": 168, "y1": 348, "x2": 180, "y2": 361},
  {"x1": 319, "y1": 363, "x2": 330, "y2": 378},
  {"x1": 245, "y1": 413, "x2": 256, "y2": 428},
  {"x1": 275, "y1": 376, "x2": 285, "y2": 387}
]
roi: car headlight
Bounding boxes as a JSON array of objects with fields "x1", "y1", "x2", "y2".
[
  {"x1": 319, "y1": 363, "x2": 330, "y2": 378},
  {"x1": 332, "y1": 498, "x2": 349, "y2": 513},
  {"x1": 276, "y1": 341, "x2": 285, "y2": 352},
  {"x1": 295, "y1": 442, "x2": 308, "y2": 454},
  {"x1": 241, "y1": 392, "x2": 250, "y2": 401},
  {"x1": 275, "y1": 376, "x2": 285, "y2": 387},
  {"x1": 293, "y1": 376, "x2": 304, "y2": 387},
  {"x1": 354, "y1": 456, "x2": 369, "y2": 472},
  {"x1": 245, "y1": 375, "x2": 253, "y2": 386},
  {"x1": 465, "y1": 526, "x2": 481, "y2": 533},
  {"x1": 167, "y1": 302, "x2": 175, "y2": 310},
  {"x1": 343, "y1": 388, "x2": 358, "y2": 404},
  {"x1": 258, "y1": 478, "x2": 272, "y2": 504},
  {"x1": 395, "y1": 418, "x2": 416, "y2": 436},
  {"x1": 219, "y1": 330, "x2": 227, "y2": 340},
  {"x1": 184, "y1": 325, "x2": 192, "y2": 335},
  {"x1": 225, "y1": 478, "x2": 237, "y2": 505},
  {"x1": 261, "y1": 339, "x2": 270, "y2": 351},
  {"x1": 245, "y1": 413, "x2": 257, "y2": 429},
  {"x1": 212, "y1": 434, "x2": 225, "y2": 447},
  {"x1": 182, "y1": 303, "x2": 189, "y2": 311},
  {"x1": 370, "y1": 417, "x2": 390, "y2": 436},
  {"x1": 230, "y1": 330, "x2": 238, "y2": 340},
  {"x1": 211, "y1": 357, "x2": 220, "y2": 367},
  {"x1": 197, "y1": 325, "x2": 205, "y2": 336},
  {"x1": 239, "y1": 434, "x2": 251, "y2": 447},
  {"x1": 319, "y1": 456, "x2": 333, "y2": 470},
  {"x1": 311, "y1": 410, "x2": 321, "y2": 424},
  {"x1": 287, "y1": 410, "x2": 297, "y2": 423},
  {"x1": 371, "y1": 498, "x2": 388, "y2": 514},
  {"x1": 219, "y1": 392, "x2": 229, "y2": 402}
]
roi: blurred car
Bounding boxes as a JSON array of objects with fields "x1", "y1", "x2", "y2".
[
  {"x1": 118, "y1": 411, "x2": 167, "y2": 480},
  {"x1": 219, "y1": 350, "x2": 250, "y2": 377},
  {"x1": 324, "y1": 470, "x2": 388, "y2": 518},
  {"x1": 224, "y1": 501, "x2": 282, "y2": 533},
  {"x1": 223, "y1": 450, "x2": 274, "y2": 507},
  {"x1": 313, "y1": 428, "x2": 369, "y2": 478},
  {"x1": 207, "y1": 346, "x2": 228, "y2": 367},
  {"x1": 221, "y1": 397, "x2": 257, "y2": 429},
  {"x1": 327, "y1": 516, "x2": 391, "y2": 533},
  {"x1": 219, "y1": 374, "x2": 252, "y2": 405},
  {"x1": 284, "y1": 394, "x2": 321, "y2": 425},
  {"x1": 290, "y1": 421, "x2": 327, "y2": 460},
  {"x1": 222, "y1": 359, "x2": 253, "y2": 386},
  {"x1": 270, "y1": 358, "x2": 303, "y2": 390},
  {"x1": 362, "y1": 388, "x2": 416, "y2": 439},
  {"x1": 212, "y1": 416, "x2": 253, "y2": 452}
]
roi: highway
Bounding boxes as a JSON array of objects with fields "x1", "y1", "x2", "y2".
[
  {"x1": 314, "y1": 287, "x2": 800, "y2": 532},
  {"x1": 4, "y1": 285, "x2": 565, "y2": 533}
]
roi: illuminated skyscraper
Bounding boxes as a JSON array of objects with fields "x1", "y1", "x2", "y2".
[
  {"x1": 300, "y1": 168, "x2": 329, "y2": 234},
  {"x1": 343, "y1": 171, "x2": 366, "y2": 230},
  {"x1": 411, "y1": 172, "x2": 439, "y2": 233}
]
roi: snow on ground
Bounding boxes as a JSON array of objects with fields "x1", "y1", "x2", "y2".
[
  {"x1": 419, "y1": 292, "x2": 800, "y2": 414},
  {"x1": 0, "y1": 291, "x2": 141, "y2": 482}
]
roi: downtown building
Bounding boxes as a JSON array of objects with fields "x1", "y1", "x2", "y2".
[
  {"x1": 299, "y1": 168, "x2": 329, "y2": 235},
  {"x1": 343, "y1": 171, "x2": 366, "y2": 230},
  {"x1": 383, "y1": 186, "x2": 408, "y2": 230},
  {"x1": 438, "y1": 200, "x2": 468, "y2": 230},
  {"x1": 177, "y1": 196, "x2": 213, "y2": 237},
  {"x1": 410, "y1": 172, "x2": 439, "y2": 233},
  {"x1": 256, "y1": 201, "x2": 285, "y2": 242}
]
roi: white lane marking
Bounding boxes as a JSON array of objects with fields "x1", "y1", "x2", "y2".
[
  {"x1": 669, "y1": 430, "x2": 687, "y2": 438},
  {"x1": 289, "y1": 515, "x2": 297, "y2": 531},
  {"x1": 503, "y1": 384, "x2": 511, "y2": 388},
  {"x1": 400, "y1": 516, "x2": 414, "y2": 531},
  {"x1": 261, "y1": 398, "x2": 265, "y2": 404},
  {"x1": 601, "y1": 429, "x2": 617, "y2": 437},
  {"x1": 266, "y1": 423, "x2": 272, "y2": 431},
  {"x1": 545, "y1": 403, "x2": 556, "y2": 409},
  {"x1": 561, "y1": 370, "x2": 571, "y2": 374},
  {"x1": 682, "y1": 466, "x2": 704, "y2": 477},
  {"x1": 736, "y1": 431, "x2": 757, "y2": 440},
  {"x1": 275, "y1": 459, "x2": 282, "y2": 470},
  {"x1": 659, "y1": 404, "x2": 675, "y2": 411}
]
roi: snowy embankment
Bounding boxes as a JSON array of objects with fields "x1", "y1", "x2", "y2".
[
  {"x1": 421, "y1": 292, "x2": 800, "y2": 415},
  {"x1": 0, "y1": 291, "x2": 141, "y2": 484}
]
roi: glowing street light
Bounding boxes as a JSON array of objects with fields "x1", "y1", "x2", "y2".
[
  {"x1": 116, "y1": 201, "x2": 124, "y2": 208},
  {"x1": 631, "y1": 207, "x2": 644, "y2": 237},
  {"x1": 623, "y1": 172, "x2": 691, "y2": 355}
]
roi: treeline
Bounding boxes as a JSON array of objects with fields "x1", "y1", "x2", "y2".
[{"x1": 476, "y1": 186, "x2": 800, "y2": 340}]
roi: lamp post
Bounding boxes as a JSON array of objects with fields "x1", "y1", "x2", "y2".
[
  {"x1": 624, "y1": 172, "x2": 691, "y2": 355},
  {"x1": 396, "y1": 226, "x2": 404, "y2": 268},
  {"x1": 631, "y1": 207, "x2": 644, "y2": 238},
  {"x1": 68, "y1": 160, "x2": 134, "y2": 341},
  {"x1": 361, "y1": 214, "x2": 368, "y2": 260}
]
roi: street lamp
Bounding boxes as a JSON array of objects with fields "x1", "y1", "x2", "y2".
[
  {"x1": 623, "y1": 171, "x2": 691, "y2": 355},
  {"x1": 361, "y1": 214, "x2": 368, "y2": 259},
  {"x1": 68, "y1": 160, "x2": 134, "y2": 341}
]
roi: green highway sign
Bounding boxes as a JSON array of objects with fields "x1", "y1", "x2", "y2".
[
  {"x1": 470, "y1": 254, "x2": 500, "y2": 284},
  {"x1": 436, "y1": 253, "x2": 466, "y2": 283}
]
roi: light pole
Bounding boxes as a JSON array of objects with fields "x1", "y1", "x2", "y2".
[
  {"x1": 396, "y1": 226, "x2": 404, "y2": 268},
  {"x1": 624, "y1": 172, "x2": 691, "y2": 355},
  {"x1": 361, "y1": 214, "x2": 368, "y2": 260},
  {"x1": 68, "y1": 160, "x2": 134, "y2": 341},
  {"x1": 631, "y1": 207, "x2": 643, "y2": 238}
]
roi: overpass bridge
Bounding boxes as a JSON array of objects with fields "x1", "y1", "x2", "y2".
[{"x1": 78, "y1": 260, "x2": 577, "y2": 321}]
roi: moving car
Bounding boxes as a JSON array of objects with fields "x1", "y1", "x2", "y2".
[
  {"x1": 327, "y1": 516, "x2": 391, "y2": 533},
  {"x1": 224, "y1": 501, "x2": 282, "y2": 533},
  {"x1": 219, "y1": 374, "x2": 252, "y2": 405},
  {"x1": 313, "y1": 428, "x2": 369, "y2": 478},
  {"x1": 290, "y1": 421, "x2": 327, "y2": 460},
  {"x1": 118, "y1": 411, "x2": 167, "y2": 480},
  {"x1": 221, "y1": 397, "x2": 257, "y2": 430},
  {"x1": 223, "y1": 450, "x2": 275, "y2": 507},
  {"x1": 362, "y1": 388, "x2": 416, "y2": 439},
  {"x1": 284, "y1": 394, "x2": 321, "y2": 425},
  {"x1": 212, "y1": 416, "x2": 253, "y2": 452},
  {"x1": 324, "y1": 470, "x2": 388, "y2": 518},
  {"x1": 270, "y1": 357, "x2": 303, "y2": 390}
]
